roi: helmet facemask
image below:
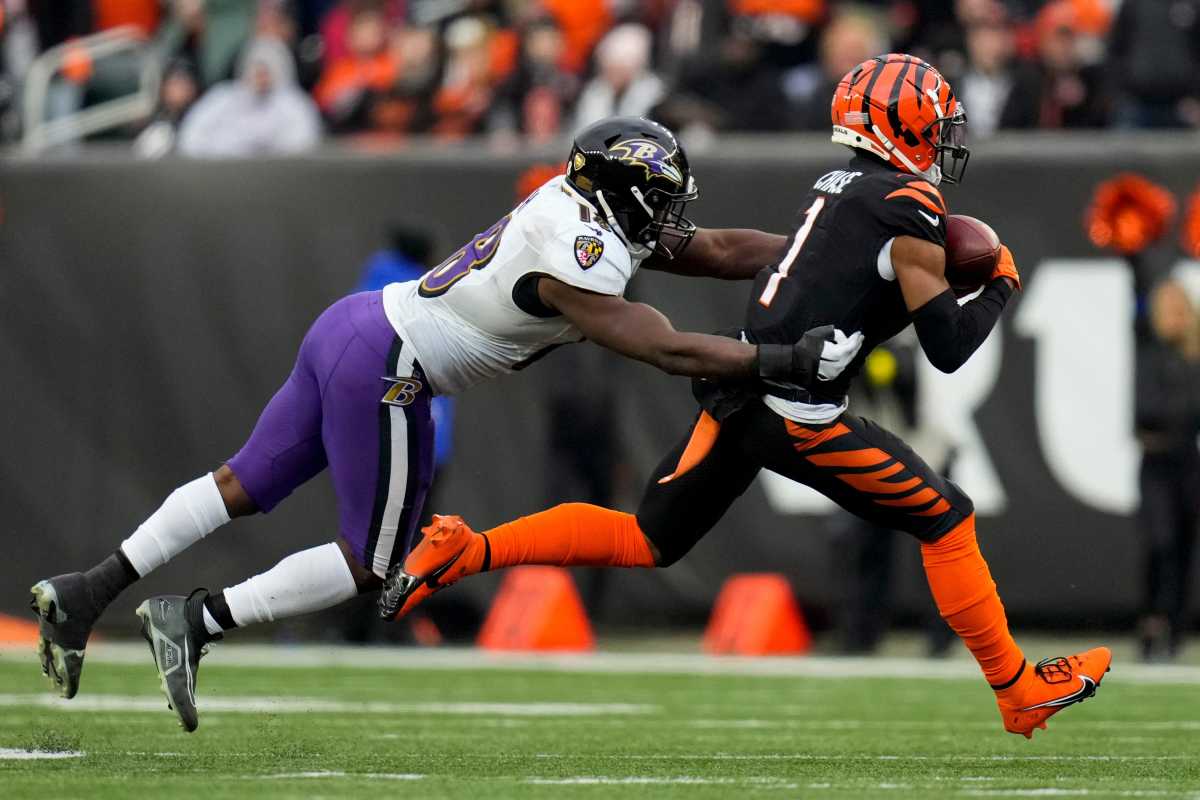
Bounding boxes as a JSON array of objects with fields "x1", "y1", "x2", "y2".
[
  {"x1": 597, "y1": 176, "x2": 698, "y2": 260},
  {"x1": 926, "y1": 104, "x2": 969, "y2": 184}
]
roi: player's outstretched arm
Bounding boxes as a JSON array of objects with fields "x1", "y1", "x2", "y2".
[
  {"x1": 539, "y1": 278, "x2": 861, "y2": 381},
  {"x1": 892, "y1": 235, "x2": 1018, "y2": 373},
  {"x1": 644, "y1": 227, "x2": 788, "y2": 280}
]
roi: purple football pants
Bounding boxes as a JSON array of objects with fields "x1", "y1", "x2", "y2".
[{"x1": 227, "y1": 290, "x2": 434, "y2": 577}]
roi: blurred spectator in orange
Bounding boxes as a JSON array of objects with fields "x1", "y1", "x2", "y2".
[
  {"x1": 997, "y1": 0, "x2": 1108, "y2": 129},
  {"x1": 656, "y1": 27, "x2": 789, "y2": 135},
  {"x1": 1110, "y1": 0, "x2": 1200, "y2": 129},
  {"x1": 788, "y1": 8, "x2": 887, "y2": 131},
  {"x1": 314, "y1": 4, "x2": 397, "y2": 130},
  {"x1": 431, "y1": 16, "x2": 499, "y2": 139},
  {"x1": 573, "y1": 23, "x2": 663, "y2": 132},
  {"x1": 93, "y1": 0, "x2": 161, "y2": 37},
  {"x1": 320, "y1": 0, "x2": 403, "y2": 65},
  {"x1": 360, "y1": 24, "x2": 442, "y2": 141},
  {"x1": 157, "y1": 0, "x2": 256, "y2": 88},
  {"x1": 954, "y1": 9, "x2": 1016, "y2": 138},
  {"x1": 491, "y1": 17, "x2": 577, "y2": 142},
  {"x1": 133, "y1": 57, "x2": 200, "y2": 157},
  {"x1": 539, "y1": 0, "x2": 610, "y2": 74},
  {"x1": 178, "y1": 36, "x2": 321, "y2": 155}
]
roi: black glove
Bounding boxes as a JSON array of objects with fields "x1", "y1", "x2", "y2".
[{"x1": 755, "y1": 325, "x2": 836, "y2": 384}]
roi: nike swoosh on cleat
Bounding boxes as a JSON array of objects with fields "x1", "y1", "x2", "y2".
[
  {"x1": 423, "y1": 550, "x2": 464, "y2": 590},
  {"x1": 1019, "y1": 675, "x2": 1097, "y2": 711},
  {"x1": 917, "y1": 210, "x2": 940, "y2": 227}
]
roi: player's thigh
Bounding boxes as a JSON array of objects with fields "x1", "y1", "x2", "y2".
[
  {"x1": 322, "y1": 325, "x2": 436, "y2": 578},
  {"x1": 225, "y1": 314, "x2": 337, "y2": 513},
  {"x1": 636, "y1": 410, "x2": 761, "y2": 566},
  {"x1": 751, "y1": 407, "x2": 973, "y2": 542}
]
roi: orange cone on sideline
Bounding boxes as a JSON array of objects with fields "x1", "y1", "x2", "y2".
[
  {"x1": 0, "y1": 613, "x2": 40, "y2": 645},
  {"x1": 477, "y1": 566, "x2": 594, "y2": 651},
  {"x1": 703, "y1": 573, "x2": 812, "y2": 655}
]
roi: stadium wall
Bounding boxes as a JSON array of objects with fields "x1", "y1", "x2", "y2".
[{"x1": 3, "y1": 134, "x2": 1198, "y2": 632}]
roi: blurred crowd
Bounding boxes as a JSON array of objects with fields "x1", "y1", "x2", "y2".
[{"x1": 2, "y1": 0, "x2": 1200, "y2": 155}]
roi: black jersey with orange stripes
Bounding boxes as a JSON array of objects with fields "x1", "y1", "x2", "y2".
[{"x1": 745, "y1": 153, "x2": 947, "y2": 401}]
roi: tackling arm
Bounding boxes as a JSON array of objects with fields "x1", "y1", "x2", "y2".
[
  {"x1": 892, "y1": 235, "x2": 1018, "y2": 373},
  {"x1": 539, "y1": 278, "x2": 758, "y2": 378},
  {"x1": 539, "y1": 278, "x2": 862, "y2": 382},
  {"x1": 643, "y1": 227, "x2": 788, "y2": 280}
]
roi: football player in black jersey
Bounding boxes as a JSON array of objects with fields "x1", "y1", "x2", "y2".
[{"x1": 388, "y1": 55, "x2": 1111, "y2": 738}]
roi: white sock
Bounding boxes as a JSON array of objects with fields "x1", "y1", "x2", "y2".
[
  {"x1": 223, "y1": 543, "x2": 357, "y2": 627},
  {"x1": 201, "y1": 606, "x2": 224, "y2": 636},
  {"x1": 119, "y1": 474, "x2": 231, "y2": 576}
]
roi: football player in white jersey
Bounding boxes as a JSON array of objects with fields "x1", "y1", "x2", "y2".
[{"x1": 30, "y1": 117, "x2": 863, "y2": 731}]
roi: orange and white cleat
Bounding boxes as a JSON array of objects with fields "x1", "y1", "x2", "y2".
[
  {"x1": 377, "y1": 515, "x2": 481, "y2": 620},
  {"x1": 997, "y1": 647, "x2": 1112, "y2": 738}
]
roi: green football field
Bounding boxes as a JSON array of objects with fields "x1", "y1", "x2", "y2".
[{"x1": 0, "y1": 644, "x2": 1197, "y2": 799}]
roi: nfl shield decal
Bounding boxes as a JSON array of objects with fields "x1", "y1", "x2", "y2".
[{"x1": 575, "y1": 235, "x2": 604, "y2": 269}]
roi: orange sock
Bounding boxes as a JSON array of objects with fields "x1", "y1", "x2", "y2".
[
  {"x1": 464, "y1": 503, "x2": 656, "y2": 573},
  {"x1": 921, "y1": 515, "x2": 1027, "y2": 696}
]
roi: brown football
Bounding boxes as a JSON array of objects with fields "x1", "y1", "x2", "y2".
[{"x1": 945, "y1": 214, "x2": 1000, "y2": 293}]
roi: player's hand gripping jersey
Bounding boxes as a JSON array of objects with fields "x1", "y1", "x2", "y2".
[
  {"x1": 382, "y1": 175, "x2": 639, "y2": 395},
  {"x1": 745, "y1": 153, "x2": 947, "y2": 420}
]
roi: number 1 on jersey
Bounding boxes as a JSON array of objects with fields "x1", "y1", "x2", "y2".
[{"x1": 758, "y1": 196, "x2": 825, "y2": 308}]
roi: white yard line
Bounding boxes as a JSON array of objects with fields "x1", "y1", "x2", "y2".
[
  {"x1": 0, "y1": 747, "x2": 84, "y2": 760},
  {"x1": 4, "y1": 643, "x2": 1197, "y2": 685},
  {"x1": 255, "y1": 772, "x2": 424, "y2": 781},
  {"x1": 0, "y1": 694, "x2": 654, "y2": 716}
]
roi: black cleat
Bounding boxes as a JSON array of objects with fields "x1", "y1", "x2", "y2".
[
  {"x1": 136, "y1": 589, "x2": 219, "y2": 732},
  {"x1": 30, "y1": 574, "x2": 103, "y2": 699}
]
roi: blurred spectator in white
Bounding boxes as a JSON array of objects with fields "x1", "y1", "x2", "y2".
[
  {"x1": 787, "y1": 8, "x2": 887, "y2": 131},
  {"x1": 998, "y1": 0, "x2": 1108, "y2": 130},
  {"x1": 491, "y1": 17, "x2": 576, "y2": 143},
  {"x1": 1110, "y1": 0, "x2": 1200, "y2": 128},
  {"x1": 133, "y1": 58, "x2": 200, "y2": 157},
  {"x1": 178, "y1": 37, "x2": 320, "y2": 156},
  {"x1": 430, "y1": 15, "x2": 499, "y2": 140},
  {"x1": 1135, "y1": 280, "x2": 1200, "y2": 661},
  {"x1": 956, "y1": 9, "x2": 1016, "y2": 138},
  {"x1": 157, "y1": 0, "x2": 255, "y2": 89},
  {"x1": 572, "y1": 23, "x2": 663, "y2": 132}
]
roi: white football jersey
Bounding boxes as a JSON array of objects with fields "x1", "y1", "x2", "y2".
[{"x1": 382, "y1": 175, "x2": 642, "y2": 395}]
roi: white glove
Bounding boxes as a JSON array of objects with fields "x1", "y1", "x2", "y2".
[{"x1": 817, "y1": 329, "x2": 865, "y2": 381}]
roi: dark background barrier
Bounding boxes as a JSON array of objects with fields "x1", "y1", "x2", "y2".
[{"x1": 3, "y1": 134, "x2": 1198, "y2": 635}]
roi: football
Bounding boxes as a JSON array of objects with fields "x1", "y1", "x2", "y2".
[{"x1": 945, "y1": 214, "x2": 1001, "y2": 293}]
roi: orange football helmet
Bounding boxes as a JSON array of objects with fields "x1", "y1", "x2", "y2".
[{"x1": 831, "y1": 54, "x2": 969, "y2": 185}]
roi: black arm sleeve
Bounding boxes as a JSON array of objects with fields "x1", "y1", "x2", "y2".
[{"x1": 911, "y1": 279, "x2": 1014, "y2": 373}]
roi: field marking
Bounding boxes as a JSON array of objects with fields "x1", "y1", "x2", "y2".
[
  {"x1": 526, "y1": 776, "x2": 798, "y2": 787},
  {"x1": 688, "y1": 718, "x2": 1200, "y2": 732},
  {"x1": 9, "y1": 642, "x2": 1195, "y2": 685},
  {"x1": 0, "y1": 694, "x2": 655, "y2": 717},
  {"x1": 256, "y1": 771, "x2": 424, "y2": 781},
  {"x1": 0, "y1": 747, "x2": 84, "y2": 760},
  {"x1": 534, "y1": 753, "x2": 1195, "y2": 762}
]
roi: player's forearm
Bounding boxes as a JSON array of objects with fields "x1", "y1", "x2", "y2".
[
  {"x1": 650, "y1": 228, "x2": 787, "y2": 280},
  {"x1": 912, "y1": 278, "x2": 1013, "y2": 372},
  {"x1": 645, "y1": 331, "x2": 758, "y2": 378}
]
